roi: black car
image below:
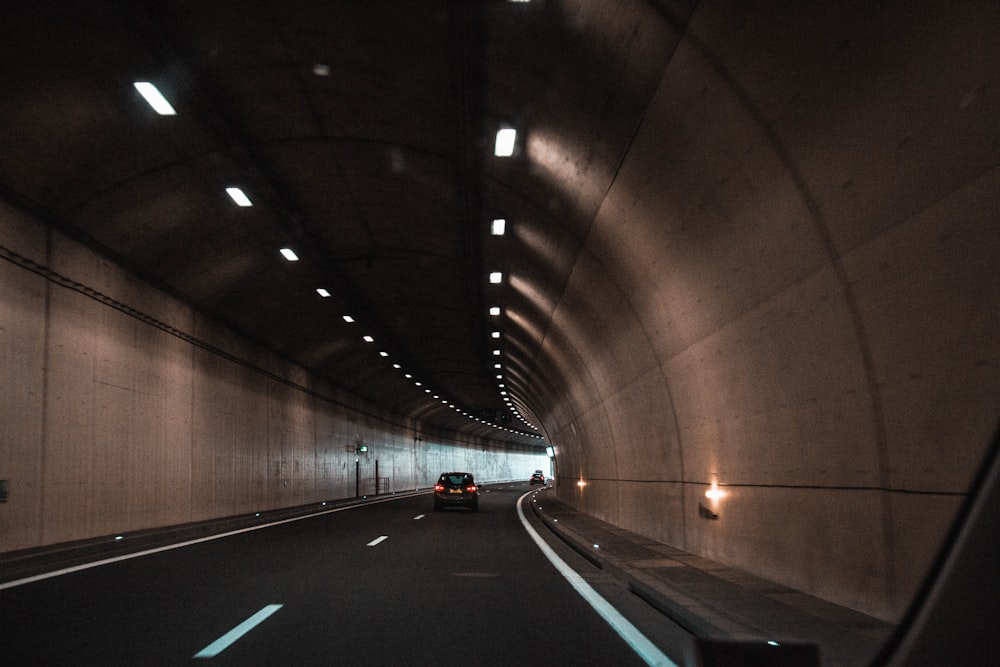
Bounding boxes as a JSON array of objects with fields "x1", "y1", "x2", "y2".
[
  {"x1": 530, "y1": 470, "x2": 546, "y2": 485},
  {"x1": 433, "y1": 472, "x2": 479, "y2": 511}
]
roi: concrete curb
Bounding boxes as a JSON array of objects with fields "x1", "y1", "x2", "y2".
[{"x1": 526, "y1": 489, "x2": 774, "y2": 640}]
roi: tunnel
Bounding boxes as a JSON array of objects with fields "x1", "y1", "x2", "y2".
[{"x1": 1, "y1": 1, "x2": 998, "y2": 664}]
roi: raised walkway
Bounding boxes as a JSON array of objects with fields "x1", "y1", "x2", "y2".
[{"x1": 525, "y1": 486, "x2": 895, "y2": 667}]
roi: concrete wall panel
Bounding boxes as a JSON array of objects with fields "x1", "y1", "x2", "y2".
[
  {"x1": 557, "y1": 249, "x2": 659, "y2": 398},
  {"x1": 616, "y1": 480, "x2": 686, "y2": 547},
  {"x1": 41, "y1": 287, "x2": 98, "y2": 544},
  {"x1": 1, "y1": 211, "x2": 547, "y2": 553},
  {"x1": 540, "y1": 0, "x2": 1000, "y2": 621},
  {"x1": 0, "y1": 226, "x2": 46, "y2": 550},
  {"x1": 843, "y1": 167, "x2": 1000, "y2": 493},
  {"x1": 92, "y1": 382, "x2": 132, "y2": 536},
  {"x1": 586, "y1": 32, "x2": 828, "y2": 359},
  {"x1": 602, "y1": 366, "x2": 682, "y2": 483},
  {"x1": 667, "y1": 266, "x2": 878, "y2": 489}
]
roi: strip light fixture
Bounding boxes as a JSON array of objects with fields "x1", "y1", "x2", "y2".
[
  {"x1": 494, "y1": 128, "x2": 517, "y2": 156},
  {"x1": 133, "y1": 81, "x2": 176, "y2": 115},
  {"x1": 226, "y1": 187, "x2": 253, "y2": 207}
]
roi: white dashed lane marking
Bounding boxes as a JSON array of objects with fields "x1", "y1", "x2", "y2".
[{"x1": 193, "y1": 604, "x2": 283, "y2": 659}]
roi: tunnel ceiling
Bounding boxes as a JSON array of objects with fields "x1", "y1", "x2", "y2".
[{"x1": 0, "y1": 1, "x2": 682, "y2": 446}]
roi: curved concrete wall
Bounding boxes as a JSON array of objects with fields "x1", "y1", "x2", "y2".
[
  {"x1": 0, "y1": 205, "x2": 547, "y2": 553},
  {"x1": 533, "y1": 1, "x2": 999, "y2": 620}
]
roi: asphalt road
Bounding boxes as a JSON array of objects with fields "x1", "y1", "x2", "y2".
[{"x1": 1, "y1": 483, "x2": 666, "y2": 666}]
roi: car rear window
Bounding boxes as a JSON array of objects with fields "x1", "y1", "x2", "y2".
[{"x1": 441, "y1": 473, "x2": 471, "y2": 485}]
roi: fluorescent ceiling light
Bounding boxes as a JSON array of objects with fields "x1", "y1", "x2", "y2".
[
  {"x1": 280, "y1": 248, "x2": 299, "y2": 261},
  {"x1": 226, "y1": 187, "x2": 252, "y2": 207},
  {"x1": 489, "y1": 271, "x2": 503, "y2": 284},
  {"x1": 343, "y1": 315, "x2": 355, "y2": 323},
  {"x1": 133, "y1": 82, "x2": 176, "y2": 115},
  {"x1": 493, "y1": 349, "x2": 501, "y2": 356},
  {"x1": 363, "y1": 335, "x2": 374, "y2": 343},
  {"x1": 379, "y1": 351, "x2": 389, "y2": 357},
  {"x1": 491, "y1": 218, "x2": 506, "y2": 236},
  {"x1": 489, "y1": 306, "x2": 501, "y2": 316},
  {"x1": 494, "y1": 128, "x2": 516, "y2": 156},
  {"x1": 316, "y1": 288, "x2": 331, "y2": 297},
  {"x1": 491, "y1": 331, "x2": 501, "y2": 339}
]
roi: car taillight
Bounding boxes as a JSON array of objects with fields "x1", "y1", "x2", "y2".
[
  {"x1": 466, "y1": 485, "x2": 477, "y2": 493},
  {"x1": 434, "y1": 484, "x2": 444, "y2": 492}
]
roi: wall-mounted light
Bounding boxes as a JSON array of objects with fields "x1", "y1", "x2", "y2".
[
  {"x1": 700, "y1": 479, "x2": 726, "y2": 520},
  {"x1": 705, "y1": 481, "x2": 727, "y2": 501}
]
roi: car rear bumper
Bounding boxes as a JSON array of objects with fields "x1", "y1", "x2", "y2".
[{"x1": 434, "y1": 493, "x2": 478, "y2": 508}]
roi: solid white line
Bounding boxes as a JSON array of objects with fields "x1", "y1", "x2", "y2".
[
  {"x1": 0, "y1": 493, "x2": 426, "y2": 591},
  {"x1": 516, "y1": 492, "x2": 677, "y2": 667},
  {"x1": 367, "y1": 535, "x2": 389, "y2": 547},
  {"x1": 414, "y1": 514, "x2": 426, "y2": 520},
  {"x1": 193, "y1": 604, "x2": 283, "y2": 658}
]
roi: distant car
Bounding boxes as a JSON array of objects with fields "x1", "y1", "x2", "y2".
[
  {"x1": 433, "y1": 472, "x2": 479, "y2": 511},
  {"x1": 530, "y1": 470, "x2": 546, "y2": 485}
]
